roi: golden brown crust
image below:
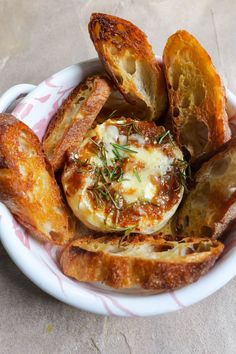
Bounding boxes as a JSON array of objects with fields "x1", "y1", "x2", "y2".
[
  {"x1": 163, "y1": 30, "x2": 231, "y2": 162},
  {"x1": 176, "y1": 137, "x2": 236, "y2": 239},
  {"x1": 89, "y1": 13, "x2": 168, "y2": 120},
  {"x1": 60, "y1": 234, "x2": 223, "y2": 290},
  {"x1": 43, "y1": 75, "x2": 112, "y2": 171},
  {"x1": 0, "y1": 114, "x2": 75, "y2": 244}
]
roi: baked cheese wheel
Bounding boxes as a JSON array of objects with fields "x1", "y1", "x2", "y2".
[{"x1": 62, "y1": 118, "x2": 185, "y2": 234}]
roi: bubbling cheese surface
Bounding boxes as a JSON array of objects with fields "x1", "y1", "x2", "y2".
[{"x1": 62, "y1": 118, "x2": 185, "y2": 234}]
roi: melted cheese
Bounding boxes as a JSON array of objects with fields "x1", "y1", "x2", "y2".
[
  {"x1": 62, "y1": 119, "x2": 185, "y2": 234},
  {"x1": 120, "y1": 147, "x2": 171, "y2": 204}
]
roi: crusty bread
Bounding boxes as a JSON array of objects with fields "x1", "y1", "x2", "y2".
[
  {"x1": 60, "y1": 234, "x2": 223, "y2": 290},
  {"x1": 0, "y1": 114, "x2": 75, "y2": 244},
  {"x1": 163, "y1": 30, "x2": 231, "y2": 162},
  {"x1": 89, "y1": 13, "x2": 168, "y2": 121},
  {"x1": 43, "y1": 75, "x2": 111, "y2": 171},
  {"x1": 176, "y1": 137, "x2": 236, "y2": 239}
]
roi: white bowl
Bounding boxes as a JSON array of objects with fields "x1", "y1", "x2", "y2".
[{"x1": 0, "y1": 58, "x2": 236, "y2": 317}]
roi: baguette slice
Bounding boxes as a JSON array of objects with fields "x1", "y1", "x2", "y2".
[
  {"x1": 89, "y1": 13, "x2": 168, "y2": 121},
  {"x1": 60, "y1": 234, "x2": 223, "y2": 290},
  {"x1": 43, "y1": 75, "x2": 112, "y2": 171},
  {"x1": 163, "y1": 30, "x2": 231, "y2": 162},
  {"x1": 176, "y1": 137, "x2": 236, "y2": 239},
  {"x1": 0, "y1": 114, "x2": 75, "y2": 244}
]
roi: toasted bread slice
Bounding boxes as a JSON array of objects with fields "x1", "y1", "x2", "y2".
[
  {"x1": 163, "y1": 30, "x2": 231, "y2": 162},
  {"x1": 0, "y1": 114, "x2": 75, "y2": 244},
  {"x1": 89, "y1": 13, "x2": 168, "y2": 121},
  {"x1": 43, "y1": 75, "x2": 112, "y2": 171},
  {"x1": 176, "y1": 137, "x2": 236, "y2": 239},
  {"x1": 60, "y1": 234, "x2": 223, "y2": 290}
]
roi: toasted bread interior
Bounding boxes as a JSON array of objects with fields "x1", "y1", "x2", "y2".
[
  {"x1": 44, "y1": 84, "x2": 92, "y2": 161},
  {"x1": 105, "y1": 50, "x2": 161, "y2": 116},
  {"x1": 89, "y1": 13, "x2": 168, "y2": 120},
  {"x1": 163, "y1": 30, "x2": 230, "y2": 161},
  {"x1": 0, "y1": 114, "x2": 75, "y2": 244},
  {"x1": 75, "y1": 236, "x2": 219, "y2": 262},
  {"x1": 43, "y1": 75, "x2": 111, "y2": 170},
  {"x1": 60, "y1": 235, "x2": 223, "y2": 290},
  {"x1": 176, "y1": 138, "x2": 236, "y2": 238}
]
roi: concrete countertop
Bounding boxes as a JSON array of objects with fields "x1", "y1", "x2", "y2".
[{"x1": 0, "y1": 1, "x2": 235, "y2": 353}]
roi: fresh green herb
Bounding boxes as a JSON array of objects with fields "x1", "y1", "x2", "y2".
[
  {"x1": 88, "y1": 183, "x2": 121, "y2": 210},
  {"x1": 176, "y1": 159, "x2": 192, "y2": 182},
  {"x1": 107, "y1": 109, "x2": 118, "y2": 119},
  {"x1": 116, "y1": 121, "x2": 143, "y2": 140},
  {"x1": 99, "y1": 167, "x2": 110, "y2": 183},
  {"x1": 70, "y1": 154, "x2": 88, "y2": 167},
  {"x1": 99, "y1": 142, "x2": 108, "y2": 165},
  {"x1": 176, "y1": 158, "x2": 188, "y2": 168},
  {"x1": 112, "y1": 147, "x2": 123, "y2": 161},
  {"x1": 89, "y1": 139, "x2": 108, "y2": 165},
  {"x1": 111, "y1": 143, "x2": 138, "y2": 154},
  {"x1": 133, "y1": 169, "x2": 141, "y2": 183},
  {"x1": 118, "y1": 226, "x2": 136, "y2": 247},
  {"x1": 132, "y1": 122, "x2": 143, "y2": 136},
  {"x1": 110, "y1": 165, "x2": 124, "y2": 182},
  {"x1": 119, "y1": 177, "x2": 130, "y2": 182},
  {"x1": 157, "y1": 130, "x2": 174, "y2": 144},
  {"x1": 88, "y1": 136, "x2": 137, "y2": 209},
  {"x1": 88, "y1": 187, "x2": 105, "y2": 207},
  {"x1": 126, "y1": 124, "x2": 133, "y2": 142},
  {"x1": 176, "y1": 170, "x2": 189, "y2": 192},
  {"x1": 89, "y1": 139, "x2": 113, "y2": 179},
  {"x1": 173, "y1": 158, "x2": 190, "y2": 192},
  {"x1": 89, "y1": 137, "x2": 101, "y2": 148},
  {"x1": 115, "y1": 209, "x2": 120, "y2": 225},
  {"x1": 103, "y1": 185, "x2": 121, "y2": 209}
]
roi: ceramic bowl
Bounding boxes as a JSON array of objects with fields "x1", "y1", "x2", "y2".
[{"x1": 0, "y1": 58, "x2": 236, "y2": 316}]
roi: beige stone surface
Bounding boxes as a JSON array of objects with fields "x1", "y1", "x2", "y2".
[{"x1": 0, "y1": 0, "x2": 236, "y2": 353}]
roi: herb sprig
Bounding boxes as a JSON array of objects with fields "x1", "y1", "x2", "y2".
[
  {"x1": 114, "y1": 120, "x2": 144, "y2": 144},
  {"x1": 173, "y1": 158, "x2": 191, "y2": 192},
  {"x1": 157, "y1": 130, "x2": 174, "y2": 144},
  {"x1": 133, "y1": 169, "x2": 141, "y2": 183},
  {"x1": 111, "y1": 143, "x2": 138, "y2": 154},
  {"x1": 88, "y1": 138, "x2": 134, "y2": 210},
  {"x1": 107, "y1": 109, "x2": 118, "y2": 119},
  {"x1": 118, "y1": 226, "x2": 136, "y2": 247}
]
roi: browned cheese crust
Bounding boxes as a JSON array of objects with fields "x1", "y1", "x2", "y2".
[
  {"x1": 43, "y1": 75, "x2": 112, "y2": 171},
  {"x1": 163, "y1": 30, "x2": 231, "y2": 163},
  {"x1": 89, "y1": 13, "x2": 168, "y2": 120},
  {"x1": 0, "y1": 114, "x2": 75, "y2": 244},
  {"x1": 60, "y1": 234, "x2": 223, "y2": 290},
  {"x1": 62, "y1": 117, "x2": 184, "y2": 234},
  {"x1": 176, "y1": 137, "x2": 236, "y2": 239}
]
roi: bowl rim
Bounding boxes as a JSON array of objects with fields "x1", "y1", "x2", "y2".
[{"x1": 0, "y1": 57, "x2": 236, "y2": 317}]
